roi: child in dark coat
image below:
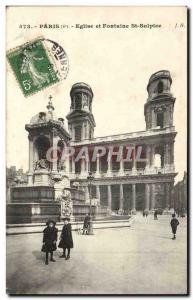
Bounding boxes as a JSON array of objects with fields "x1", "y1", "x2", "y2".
[
  {"x1": 58, "y1": 218, "x2": 73, "y2": 260},
  {"x1": 41, "y1": 220, "x2": 58, "y2": 265},
  {"x1": 83, "y1": 214, "x2": 90, "y2": 234},
  {"x1": 170, "y1": 214, "x2": 180, "y2": 240}
]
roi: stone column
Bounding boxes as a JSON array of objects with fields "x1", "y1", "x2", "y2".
[
  {"x1": 96, "y1": 154, "x2": 100, "y2": 176},
  {"x1": 33, "y1": 147, "x2": 39, "y2": 166},
  {"x1": 71, "y1": 156, "x2": 75, "y2": 174},
  {"x1": 81, "y1": 124, "x2": 85, "y2": 141},
  {"x1": 28, "y1": 135, "x2": 34, "y2": 185},
  {"x1": 84, "y1": 123, "x2": 87, "y2": 140},
  {"x1": 86, "y1": 121, "x2": 89, "y2": 140},
  {"x1": 168, "y1": 143, "x2": 171, "y2": 165},
  {"x1": 119, "y1": 158, "x2": 124, "y2": 175},
  {"x1": 29, "y1": 136, "x2": 34, "y2": 173},
  {"x1": 96, "y1": 185, "x2": 100, "y2": 205},
  {"x1": 52, "y1": 137, "x2": 58, "y2": 173},
  {"x1": 151, "y1": 145, "x2": 155, "y2": 167},
  {"x1": 107, "y1": 152, "x2": 112, "y2": 176},
  {"x1": 132, "y1": 184, "x2": 136, "y2": 211},
  {"x1": 71, "y1": 126, "x2": 75, "y2": 142},
  {"x1": 164, "y1": 143, "x2": 169, "y2": 167},
  {"x1": 64, "y1": 154, "x2": 69, "y2": 175},
  {"x1": 146, "y1": 145, "x2": 151, "y2": 167},
  {"x1": 152, "y1": 109, "x2": 156, "y2": 128},
  {"x1": 165, "y1": 183, "x2": 170, "y2": 210},
  {"x1": 170, "y1": 143, "x2": 174, "y2": 164},
  {"x1": 85, "y1": 157, "x2": 89, "y2": 175},
  {"x1": 145, "y1": 183, "x2": 150, "y2": 211},
  {"x1": 107, "y1": 185, "x2": 112, "y2": 210},
  {"x1": 119, "y1": 184, "x2": 124, "y2": 211},
  {"x1": 81, "y1": 157, "x2": 86, "y2": 175},
  {"x1": 150, "y1": 184, "x2": 155, "y2": 210},
  {"x1": 132, "y1": 146, "x2": 137, "y2": 175},
  {"x1": 166, "y1": 143, "x2": 172, "y2": 172}
]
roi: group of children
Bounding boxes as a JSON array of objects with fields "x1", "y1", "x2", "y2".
[
  {"x1": 41, "y1": 217, "x2": 73, "y2": 265},
  {"x1": 41, "y1": 213, "x2": 180, "y2": 264}
]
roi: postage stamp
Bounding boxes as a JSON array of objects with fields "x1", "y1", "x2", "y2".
[{"x1": 7, "y1": 37, "x2": 69, "y2": 97}]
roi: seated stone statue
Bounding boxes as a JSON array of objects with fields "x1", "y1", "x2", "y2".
[{"x1": 35, "y1": 158, "x2": 49, "y2": 170}]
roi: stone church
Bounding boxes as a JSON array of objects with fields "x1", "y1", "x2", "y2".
[
  {"x1": 8, "y1": 70, "x2": 177, "y2": 223},
  {"x1": 67, "y1": 70, "x2": 177, "y2": 213}
]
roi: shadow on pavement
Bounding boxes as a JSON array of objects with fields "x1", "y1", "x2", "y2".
[{"x1": 32, "y1": 251, "x2": 44, "y2": 262}]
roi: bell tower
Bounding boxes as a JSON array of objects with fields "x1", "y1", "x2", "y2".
[
  {"x1": 66, "y1": 82, "x2": 96, "y2": 142},
  {"x1": 144, "y1": 70, "x2": 175, "y2": 130}
]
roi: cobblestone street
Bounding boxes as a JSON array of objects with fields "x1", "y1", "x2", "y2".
[{"x1": 6, "y1": 214, "x2": 187, "y2": 295}]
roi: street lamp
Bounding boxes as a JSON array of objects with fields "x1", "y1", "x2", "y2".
[
  {"x1": 171, "y1": 188, "x2": 175, "y2": 213},
  {"x1": 87, "y1": 171, "x2": 94, "y2": 235}
]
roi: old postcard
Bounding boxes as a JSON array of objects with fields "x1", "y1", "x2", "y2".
[{"x1": 6, "y1": 6, "x2": 188, "y2": 295}]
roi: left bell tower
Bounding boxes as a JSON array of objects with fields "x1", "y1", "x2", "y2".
[{"x1": 66, "y1": 82, "x2": 96, "y2": 142}]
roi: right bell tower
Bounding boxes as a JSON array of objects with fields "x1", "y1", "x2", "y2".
[{"x1": 144, "y1": 70, "x2": 175, "y2": 130}]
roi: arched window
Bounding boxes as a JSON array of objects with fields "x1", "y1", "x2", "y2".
[
  {"x1": 157, "y1": 112, "x2": 164, "y2": 128},
  {"x1": 75, "y1": 94, "x2": 82, "y2": 110},
  {"x1": 35, "y1": 136, "x2": 50, "y2": 160},
  {"x1": 154, "y1": 146, "x2": 164, "y2": 168},
  {"x1": 157, "y1": 81, "x2": 164, "y2": 93},
  {"x1": 154, "y1": 154, "x2": 162, "y2": 168}
]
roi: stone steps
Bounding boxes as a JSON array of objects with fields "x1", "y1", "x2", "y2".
[{"x1": 6, "y1": 218, "x2": 134, "y2": 235}]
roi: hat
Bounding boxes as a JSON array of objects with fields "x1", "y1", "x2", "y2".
[
  {"x1": 63, "y1": 217, "x2": 70, "y2": 221},
  {"x1": 46, "y1": 219, "x2": 56, "y2": 226},
  {"x1": 172, "y1": 214, "x2": 176, "y2": 217}
]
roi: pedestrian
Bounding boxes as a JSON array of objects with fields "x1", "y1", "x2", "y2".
[
  {"x1": 170, "y1": 214, "x2": 179, "y2": 240},
  {"x1": 83, "y1": 214, "x2": 90, "y2": 234},
  {"x1": 181, "y1": 208, "x2": 185, "y2": 218},
  {"x1": 41, "y1": 219, "x2": 58, "y2": 265},
  {"x1": 58, "y1": 217, "x2": 73, "y2": 260},
  {"x1": 154, "y1": 210, "x2": 158, "y2": 220},
  {"x1": 176, "y1": 208, "x2": 180, "y2": 217}
]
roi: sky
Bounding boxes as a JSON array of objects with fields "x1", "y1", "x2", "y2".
[{"x1": 6, "y1": 6, "x2": 187, "y2": 182}]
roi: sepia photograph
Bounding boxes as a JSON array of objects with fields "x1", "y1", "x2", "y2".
[{"x1": 6, "y1": 6, "x2": 188, "y2": 295}]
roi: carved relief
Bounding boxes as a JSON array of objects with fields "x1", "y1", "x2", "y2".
[
  {"x1": 57, "y1": 189, "x2": 73, "y2": 218},
  {"x1": 38, "y1": 112, "x2": 47, "y2": 122},
  {"x1": 52, "y1": 128, "x2": 58, "y2": 137},
  {"x1": 34, "y1": 159, "x2": 49, "y2": 170},
  {"x1": 154, "y1": 104, "x2": 168, "y2": 113}
]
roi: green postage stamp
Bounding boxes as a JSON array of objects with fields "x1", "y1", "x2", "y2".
[{"x1": 7, "y1": 37, "x2": 69, "y2": 97}]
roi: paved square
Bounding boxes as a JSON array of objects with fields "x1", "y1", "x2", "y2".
[{"x1": 6, "y1": 215, "x2": 187, "y2": 295}]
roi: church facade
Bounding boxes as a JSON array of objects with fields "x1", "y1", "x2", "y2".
[
  {"x1": 67, "y1": 70, "x2": 177, "y2": 213},
  {"x1": 8, "y1": 70, "x2": 177, "y2": 223}
]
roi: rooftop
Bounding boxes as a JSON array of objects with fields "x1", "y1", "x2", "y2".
[{"x1": 71, "y1": 126, "x2": 176, "y2": 146}]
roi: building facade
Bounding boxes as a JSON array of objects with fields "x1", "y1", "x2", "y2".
[
  {"x1": 8, "y1": 70, "x2": 178, "y2": 223},
  {"x1": 67, "y1": 70, "x2": 177, "y2": 213},
  {"x1": 174, "y1": 172, "x2": 187, "y2": 213}
]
